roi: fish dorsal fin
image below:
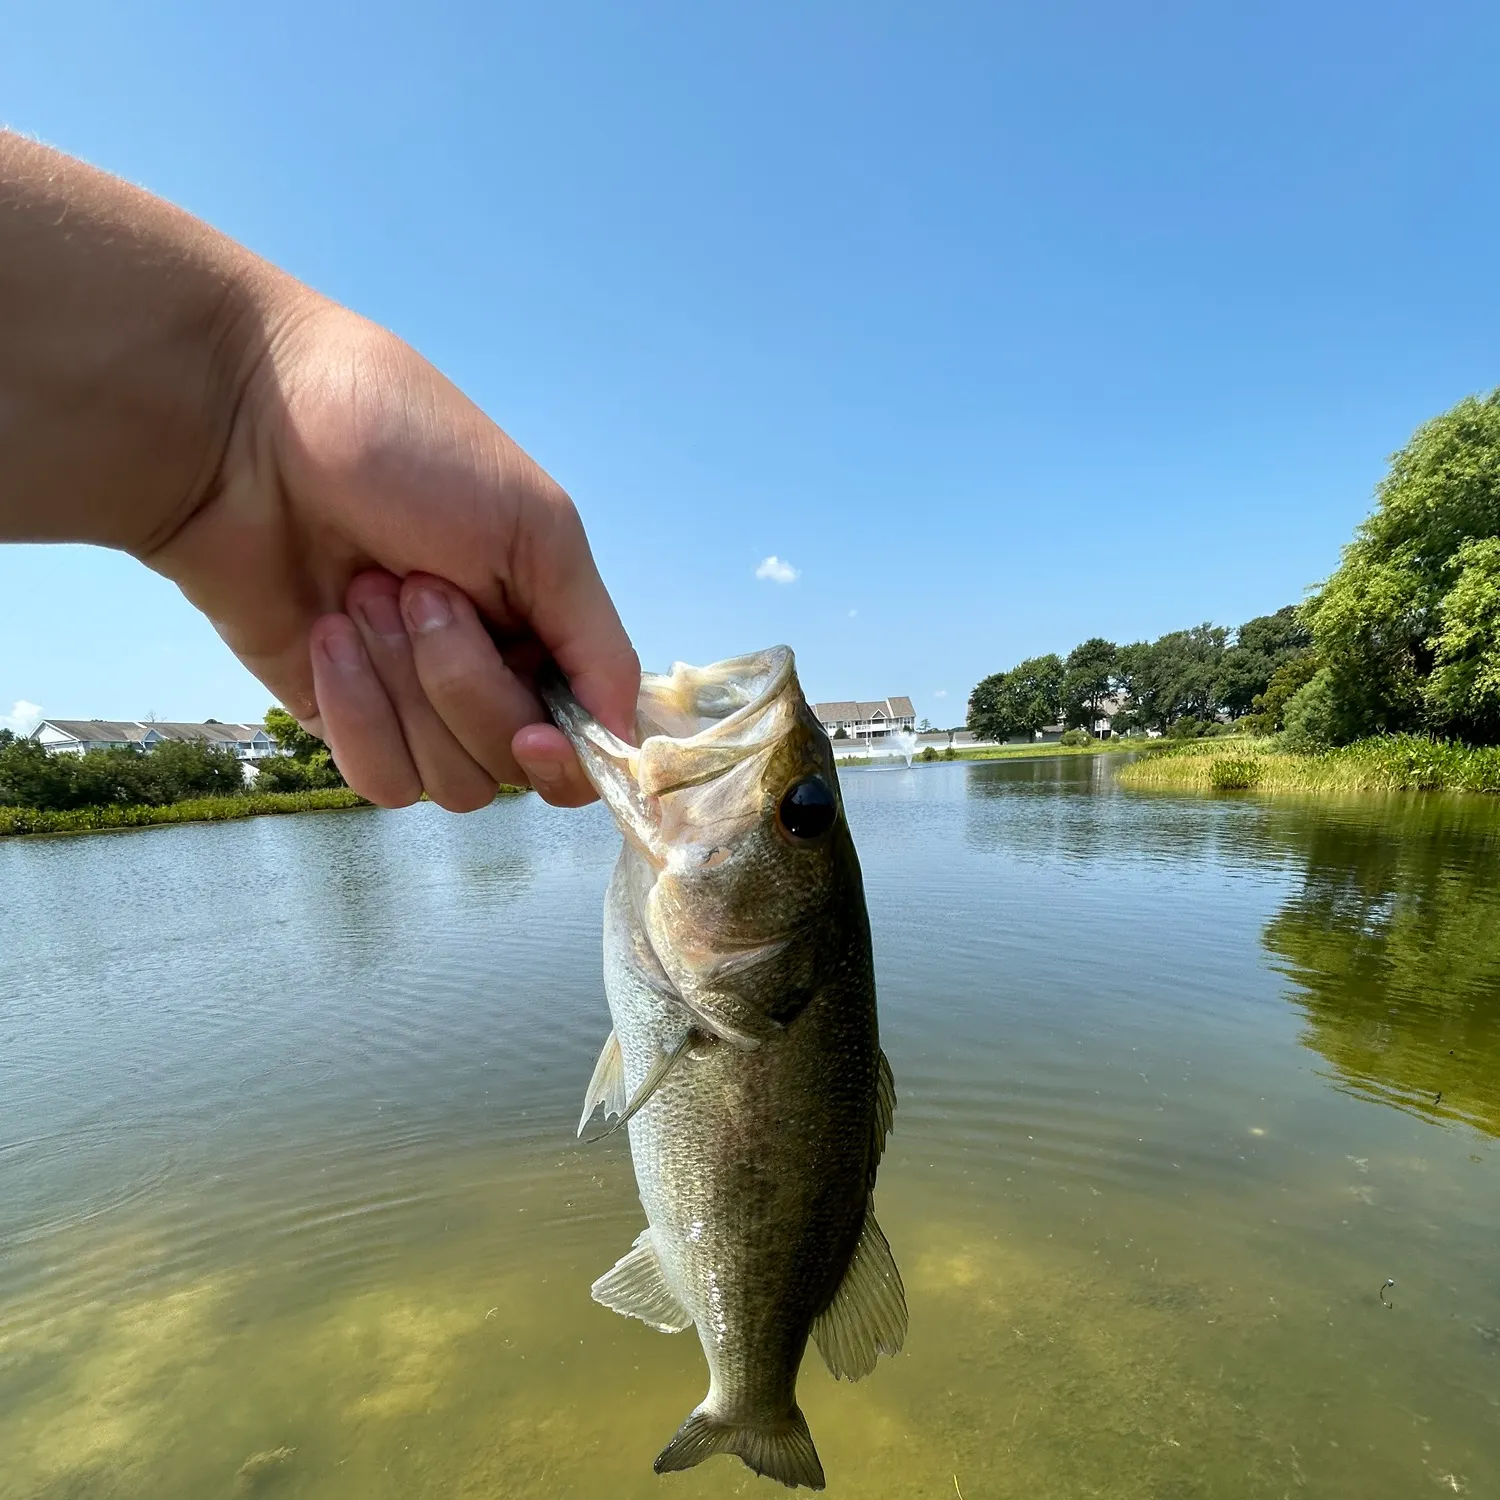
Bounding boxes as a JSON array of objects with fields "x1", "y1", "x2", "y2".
[
  {"x1": 591, "y1": 1228, "x2": 692, "y2": 1333},
  {"x1": 811, "y1": 1205, "x2": 907, "y2": 1381},
  {"x1": 873, "y1": 1048, "x2": 895, "y2": 1169},
  {"x1": 577, "y1": 1031, "x2": 628, "y2": 1138}
]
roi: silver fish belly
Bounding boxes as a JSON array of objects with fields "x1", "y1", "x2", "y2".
[{"x1": 545, "y1": 646, "x2": 905, "y2": 1491}]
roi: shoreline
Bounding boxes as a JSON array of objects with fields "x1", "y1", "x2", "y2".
[
  {"x1": 0, "y1": 785, "x2": 529, "y2": 839},
  {"x1": 836, "y1": 740, "x2": 1144, "y2": 766}
]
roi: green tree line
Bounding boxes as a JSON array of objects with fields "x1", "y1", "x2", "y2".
[
  {"x1": 0, "y1": 708, "x2": 344, "y2": 812},
  {"x1": 967, "y1": 609, "x2": 1311, "y2": 743},
  {"x1": 969, "y1": 387, "x2": 1500, "y2": 750}
]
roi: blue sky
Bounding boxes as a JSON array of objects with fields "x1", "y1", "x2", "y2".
[{"x1": 4, "y1": 0, "x2": 1498, "y2": 733}]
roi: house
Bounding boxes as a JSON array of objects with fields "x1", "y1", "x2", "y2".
[
  {"x1": 811, "y1": 696, "x2": 917, "y2": 741},
  {"x1": 30, "y1": 720, "x2": 283, "y2": 761}
]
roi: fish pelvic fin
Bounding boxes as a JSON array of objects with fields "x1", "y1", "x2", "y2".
[
  {"x1": 811, "y1": 1203, "x2": 907, "y2": 1381},
  {"x1": 653, "y1": 1404, "x2": 824, "y2": 1490},
  {"x1": 591, "y1": 1228, "x2": 692, "y2": 1333},
  {"x1": 577, "y1": 1030, "x2": 627, "y2": 1138}
]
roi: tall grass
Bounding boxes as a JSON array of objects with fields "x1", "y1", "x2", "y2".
[{"x1": 1116, "y1": 734, "x2": 1500, "y2": 795}]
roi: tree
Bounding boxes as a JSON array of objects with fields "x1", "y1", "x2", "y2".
[
  {"x1": 1214, "y1": 606, "x2": 1312, "y2": 718},
  {"x1": 265, "y1": 706, "x2": 326, "y2": 760},
  {"x1": 1241, "y1": 652, "x2": 1320, "y2": 736},
  {"x1": 1113, "y1": 626, "x2": 1227, "y2": 731},
  {"x1": 144, "y1": 739, "x2": 244, "y2": 800},
  {"x1": 967, "y1": 654, "x2": 1064, "y2": 742},
  {"x1": 262, "y1": 705, "x2": 345, "y2": 787},
  {"x1": 1305, "y1": 389, "x2": 1500, "y2": 745},
  {"x1": 1062, "y1": 637, "x2": 1117, "y2": 731},
  {"x1": 0, "y1": 735, "x2": 79, "y2": 810}
]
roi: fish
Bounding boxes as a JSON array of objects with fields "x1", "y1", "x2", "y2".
[{"x1": 542, "y1": 645, "x2": 905, "y2": 1491}]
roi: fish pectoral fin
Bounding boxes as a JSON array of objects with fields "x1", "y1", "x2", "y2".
[
  {"x1": 811, "y1": 1203, "x2": 908, "y2": 1381},
  {"x1": 654, "y1": 1404, "x2": 824, "y2": 1490},
  {"x1": 577, "y1": 1030, "x2": 628, "y2": 1139},
  {"x1": 585, "y1": 1030, "x2": 694, "y2": 1142},
  {"x1": 590, "y1": 1228, "x2": 692, "y2": 1333},
  {"x1": 872, "y1": 1048, "x2": 896, "y2": 1170}
]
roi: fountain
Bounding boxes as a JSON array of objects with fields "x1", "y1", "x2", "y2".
[
  {"x1": 832, "y1": 729, "x2": 920, "y2": 769},
  {"x1": 887, "y1": 729, "x2": 918, "y2": 768}
]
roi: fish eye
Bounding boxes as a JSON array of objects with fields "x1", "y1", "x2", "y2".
[{"x1": 777, "y1": 775, "x2": 837, "y2": 842}]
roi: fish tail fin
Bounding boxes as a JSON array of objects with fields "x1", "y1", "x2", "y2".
[{"x1": 653, "y1": 1404, "x2": 825, "y2": 1490}]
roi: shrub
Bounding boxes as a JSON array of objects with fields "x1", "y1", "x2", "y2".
[
  {"x1": 943, "y1": 747, "x2": 957, "y2": 760},
  {"x1": 253, "y1": 749, "x2": 343, "y2": 792},
  {"x1": 1208, "y1": 756, "x2": 1263, "y2": 790},
  {"x1": 919, "y1": 746, "x2": 939, "y2": 762},
  {"x1": 1060, "y1": 728, "x2": 1091, "y2": 747},
  {"x1": 1281, "y1": 669, "x2": 1343, "y2": 753}
]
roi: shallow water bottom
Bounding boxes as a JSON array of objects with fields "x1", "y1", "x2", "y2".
[
  {"x1": 5, "y1": 766, "x2": 1500, "y2": 1498},
  {"x1": 5, "y1": 1132, "x2": 1495, "y2": 1500}
]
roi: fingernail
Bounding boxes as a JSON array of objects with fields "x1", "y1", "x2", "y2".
[
  {"x1": 357, "y1": 591, "x2": 406, "y2": 639},
  {"x1": 405, "y1": 587, "x2": 452, "y2": 634},
  {"x1": 319, "y1": 622, "x2": 365, "y2": 671}
]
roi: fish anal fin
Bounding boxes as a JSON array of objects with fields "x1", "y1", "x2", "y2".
[
  {"x1": 577, "y1": 1030, "x2": 627, "y2": 1138},
  {"x1": 653, "y1": 1404, "x2": 824, "y2": 1490},
  {"x1": 591, "y1": 1228, "x2": 692, "y2": 1333},
  {"x1": 811, "y1": 1204, "x2": 907, "y2": 1381}
]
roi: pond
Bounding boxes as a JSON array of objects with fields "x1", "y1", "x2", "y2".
[{"x1": 2, "y1": 757, "x2": 1497, "y2": 1498}]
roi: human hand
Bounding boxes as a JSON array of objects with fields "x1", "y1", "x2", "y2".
[
  {"x1": 0, "y1": 131, "x2": 635, "y2": 807},
  {"x1": 144, "y1": 301, "x2": 639, "y2": 810}
]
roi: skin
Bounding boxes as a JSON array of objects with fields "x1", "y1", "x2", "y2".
[{"x1": 0, "y1": 131, "x2": 638, "y2": 808}]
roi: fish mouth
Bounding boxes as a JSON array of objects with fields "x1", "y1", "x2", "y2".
[{"x1": 540, "y1": 646, "x2": 798, "y2": 860}]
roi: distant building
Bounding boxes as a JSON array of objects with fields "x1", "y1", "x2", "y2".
[
  {"x1": 30, "y1": 720, "x2": 282, "y2": 761},
  {"x1": 811, "y1": 696, "x2": 916, "y2": 741}
]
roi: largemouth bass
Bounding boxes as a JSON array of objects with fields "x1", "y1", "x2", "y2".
[{"x1": 543, "y1": 646, "x2": 905, "y2": 1491}]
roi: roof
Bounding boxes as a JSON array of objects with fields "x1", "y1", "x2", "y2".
[
  {"x1": 35, "y1": 719, "x2": 150, "y2": 743},
  {"x1": 33, "y1": 719, "x2": 268, "y2": 745},
  {"x1": 811, "y1": 697, "x2": 916, "y2": 724}
]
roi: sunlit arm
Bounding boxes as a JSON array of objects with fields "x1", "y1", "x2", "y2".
[{"x1": 0, "y1": 132, "x2": 638, "y2": 811}]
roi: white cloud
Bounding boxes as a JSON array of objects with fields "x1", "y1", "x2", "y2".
[
  {"x1": 933, "y1": 689, "x2": 948, "y2": 699},
  {"x1": 1, "y1": 699, "x2": 42, "y2": 736},
  {"x1": 755, "y1": 556, "x2": 800, "y2": 585}
]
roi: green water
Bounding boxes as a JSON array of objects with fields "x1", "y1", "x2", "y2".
[{"x1": 2, "y1": 758, "x2": 1497, "y2": 1498}]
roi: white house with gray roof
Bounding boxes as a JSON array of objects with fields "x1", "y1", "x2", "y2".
[
  {"x1": 30, "y1": 720, "x2": 281, "y2": 761},
  {"x1": 811, "y1": 696, "x2": 916, "y2": 741}
]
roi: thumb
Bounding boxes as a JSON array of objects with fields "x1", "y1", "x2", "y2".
[{"x1": 511, "y1": 490, "x2": 640, "y2": 740}]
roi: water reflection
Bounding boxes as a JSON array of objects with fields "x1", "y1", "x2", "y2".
[{"x1": 1260, "y1": 798, "x2": 1500, "y2": 1135}]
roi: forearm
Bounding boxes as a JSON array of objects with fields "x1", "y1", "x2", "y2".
[{"x1": 0, "y1": 132, "x2": 296, "y2": 553}]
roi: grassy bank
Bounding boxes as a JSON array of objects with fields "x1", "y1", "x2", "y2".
[
  {"x1": 0, "y1": 784, "x2": 534, "y2": 838},
  {"x1": 836, "y1": 740, "x2": 1142, "y2": 766},
  {"x1": 945, "y1": 739, "x2": 1143, "y2": 763},
  {"x1": 1115, "y1": 734, "x2": 1500, "y2": 795},
  {"x1": 0, "y1": 788, "x2": 372, "y2": 837}
]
